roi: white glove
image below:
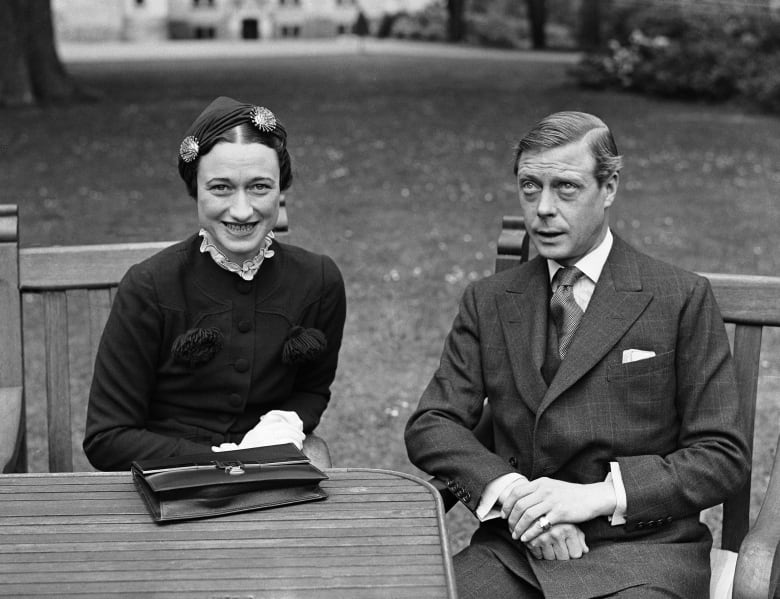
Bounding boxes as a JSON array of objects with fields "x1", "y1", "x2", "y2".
[{"x1": 212, "y1": 410, "x2": 305, "y2": 452}]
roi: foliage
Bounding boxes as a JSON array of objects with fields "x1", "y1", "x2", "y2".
[
  {"x1": 570, "y1": 4, "x2": 780, "y2": 112},
  {"x1": 389, "y1": 6, "x2": 447, "y2": 41},
  {"x1": 465, "y1": 11, "x2": 528, "y2": 49},
  {"x1": 352, "y1": 11, "x2": 370, "y2": 37},
  {"x1": 385, "y1": 0, "x2": 576, "y2": 49},
  {"x1": 375, "y1": 12, "x2": 397, "y2": 38}
]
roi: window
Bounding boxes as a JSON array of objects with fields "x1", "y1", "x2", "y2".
[
  {"x1": 194, "y1": 26, "x2": 216, "y2": 38},
  {"x1": 280, "y1": 25, "x2": 301, "y2": 37}
]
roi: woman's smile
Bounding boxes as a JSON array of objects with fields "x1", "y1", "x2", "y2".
[{"x1": 223, "y1": 221, "x2": 259, "y2": 236}]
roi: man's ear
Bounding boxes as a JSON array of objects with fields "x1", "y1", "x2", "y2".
[{"x1": 603, "y1": 172, "x2": 619, "y2": 209}]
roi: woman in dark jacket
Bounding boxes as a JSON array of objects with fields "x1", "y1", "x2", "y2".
[{"x1": 84, "y1": 96, "x2": 346, "y2": 471}]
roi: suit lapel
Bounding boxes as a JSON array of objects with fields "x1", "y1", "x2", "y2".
[
  {"x1": 538, "y1": 237, "x2": 653, "y2": 414},
  {"x1": 497, "y1": 257, "x2": 549, "y2": 412}
]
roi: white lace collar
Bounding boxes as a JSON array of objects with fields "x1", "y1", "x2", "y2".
[{"x1": 198, "y1": 228, "x2": 275, "y2": 281}]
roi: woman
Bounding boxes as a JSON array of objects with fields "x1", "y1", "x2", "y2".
[{"x1": 83, "y1": 96, "x2": 346, "y2": 471}]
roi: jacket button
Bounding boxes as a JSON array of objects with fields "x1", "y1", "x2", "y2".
[
  {"x1": 463, "y1": 492, "x2": 471, "y2": 502},
  {"x1": 509, "y1": 457, "x2": 518, "y2": 468},
  {"x1": 228, "y1": 393, "x2": 242, "y2": 407},
  {"x1": 637, "y1": 521, "x2": 645, "y2": 529},
  {"x1": 235, "y1": 358, "x2": 250, "y2": 373},
  {"x1": 238, "y1": 320, "x2": 252, "y2": 333},
  {"x1": 666, "y1": 516, "x2": 673, "y2": 523}
]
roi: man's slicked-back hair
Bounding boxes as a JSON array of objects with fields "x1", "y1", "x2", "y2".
[{"x1": 513, "y1": 111, "x2": 623, "y2": 186}]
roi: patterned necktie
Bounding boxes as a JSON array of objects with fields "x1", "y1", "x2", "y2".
[{"x1": 550, "y1": 266, "x2": 585, "y2": 359}]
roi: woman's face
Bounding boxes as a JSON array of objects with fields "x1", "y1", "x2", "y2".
[{"x1": 196, "y1": 141, "x2": 281, "y2": 263}]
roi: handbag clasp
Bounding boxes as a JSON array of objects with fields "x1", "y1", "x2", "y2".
[{"x1": 215, "y1": 460, "x2": 245, "y2": 475}]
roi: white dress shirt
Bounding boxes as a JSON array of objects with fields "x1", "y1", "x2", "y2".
[{"x1": 476, "y1": 229, "x2": 627, "y2": 525}]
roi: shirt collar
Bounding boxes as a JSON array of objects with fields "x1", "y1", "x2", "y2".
[{"x1": 547, "y1": 228, "x2": 613, "y2": 285}]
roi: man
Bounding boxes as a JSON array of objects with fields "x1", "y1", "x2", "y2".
[{"x1": 405, "y1": 111, "x2": 749, "y2": 598}]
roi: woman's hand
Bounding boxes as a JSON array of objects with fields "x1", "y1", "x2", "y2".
[{"x1": 524, "y1": 523, "x2": 589, "y2": 561}]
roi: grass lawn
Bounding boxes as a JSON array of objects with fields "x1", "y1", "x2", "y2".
[{"x1": 4, "y1": 47, "x2": 778, "y2": 553}]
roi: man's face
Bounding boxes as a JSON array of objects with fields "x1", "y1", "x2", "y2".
[{"x1": 516, "y1": 138, "x2": 618, "y2": 266}]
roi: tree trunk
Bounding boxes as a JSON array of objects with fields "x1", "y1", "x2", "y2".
[
  {"x1": 447, "y1": 0, "x2": 466, "y2": 43},
  {"x1": 0, "y1": 0, "x2": 35, "y2": 106},
  {"x1": 579, "y1": 0, "x2": 603, "y2": 51},
  {"x1": 525, "y1": 0, "x2": 547, "y2": 50},
  {"x1": 0, "y1": 0, "x2": 82, "y2": 107}
]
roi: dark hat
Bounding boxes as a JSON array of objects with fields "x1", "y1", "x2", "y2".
[{"x1": 177, "y1": 96, "x2": 292, "y2": 196}]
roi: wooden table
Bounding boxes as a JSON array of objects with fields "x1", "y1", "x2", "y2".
[{"x1": 0, "y1": 468, "x2": 457, "y2": 598}]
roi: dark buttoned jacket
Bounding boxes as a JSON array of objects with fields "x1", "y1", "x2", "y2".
[
  {"x1": 84, "y1": 234, "x2": 346, "y2": 471},
  {"x1": 405, "y1": 235, "x2": 749, "y2": 598}
]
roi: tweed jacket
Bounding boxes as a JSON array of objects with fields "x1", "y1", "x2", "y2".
[
  {"x1": 405, "y1": 235, "x2": 749, "y2": 598},
  {"x1": 84, "y1": 234, "x2": 346, "y2": 472}
]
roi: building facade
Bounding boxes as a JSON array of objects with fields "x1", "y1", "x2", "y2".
[{"x1": 53, "y1": 0, "x2": 361, "y2": 42}]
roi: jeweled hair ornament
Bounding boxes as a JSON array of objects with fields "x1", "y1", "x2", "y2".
[
  {"x1": 250, "y1": 106, "x2": 277, "y2": 132},
  {"x1": 179, "y1": 136, "x2": 199, "y2": 162}
]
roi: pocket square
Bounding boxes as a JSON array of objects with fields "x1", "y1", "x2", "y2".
[{"x1": 622, "y1": 349, "x2": 656, "y2": 364}]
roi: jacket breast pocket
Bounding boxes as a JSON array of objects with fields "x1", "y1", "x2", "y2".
[
  {"x1": 607, "y1": 349, "x2": 675, "y2": 380},
  {"x1": 606, "y1": 350, "x2": 677, "y2": 430}
]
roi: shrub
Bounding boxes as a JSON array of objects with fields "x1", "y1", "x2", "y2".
[
  {"x1": 388, "y1": 6, "x2": 447, "y2": 41},
  {"x1": 738, "y1": 51, "x2": 780, "y2": 113},
  {"x1": 570, "y1": 4, "x2": 780, "y2": 113},
  {"x1": 465, "y1": 12, "x2": 528, "y2": 49}
]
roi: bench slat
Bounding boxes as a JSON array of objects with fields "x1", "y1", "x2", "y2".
[
  {"x1": 87, "y1": 289, "x2": 112, "y2": 365},
  {"x1": 705, "y1": 273, "x2": 780, "y2": 326},
  {"x1": 721, "y1": 323, "x2": 763, "y2": 552},
  {"x1": 42, "y1": 292, "x2": 73, "y2": 473},
  {"x1": 19, "y1": 243, "x2": 175, "y2": 291}
]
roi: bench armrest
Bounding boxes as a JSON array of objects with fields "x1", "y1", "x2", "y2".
[
  {"x1": 733, "y1": 433, "x2": 780, "y2": 599},
  {"x1": 0, "y1": 386, "x2": 23, "y2": 473}
]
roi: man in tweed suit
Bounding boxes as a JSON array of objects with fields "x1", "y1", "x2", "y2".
[{"x1": 405, "y1": 111, "x2": 749, "y2": 598}]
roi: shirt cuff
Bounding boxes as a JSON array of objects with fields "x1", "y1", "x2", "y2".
[
  {"x1": 476, "y1": 472, "x2": 525, "y2": 521},
  {"x1": 608, "y1": 461, "x2": 627, "y2": 525}
]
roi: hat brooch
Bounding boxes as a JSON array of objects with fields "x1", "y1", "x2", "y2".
[
  {"x1": 250, "y1": 106, "x2": 277, "y2": 132},
  {"x1": 179, "y1": 135, "x2": 199, "y2": 163}
]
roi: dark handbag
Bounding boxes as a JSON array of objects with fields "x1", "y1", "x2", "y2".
[{"x1": 131, "y1": 443, "x2": 328, "y2": 522}]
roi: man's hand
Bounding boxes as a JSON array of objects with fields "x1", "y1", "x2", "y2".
[
  {"x1": 524, "y1": 523, "x2": 589, "y2": 560},
  {"x1": 499, "y1": 477, "x2": 616, "y2": 542}
]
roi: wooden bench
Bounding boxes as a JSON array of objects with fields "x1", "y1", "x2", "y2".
[
  {"x1": 437, "y1": 216, "x2": 780, "y2": 599},
  {"x1": 0, "y1": 202, "x2": 290, "y2": 474}
]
